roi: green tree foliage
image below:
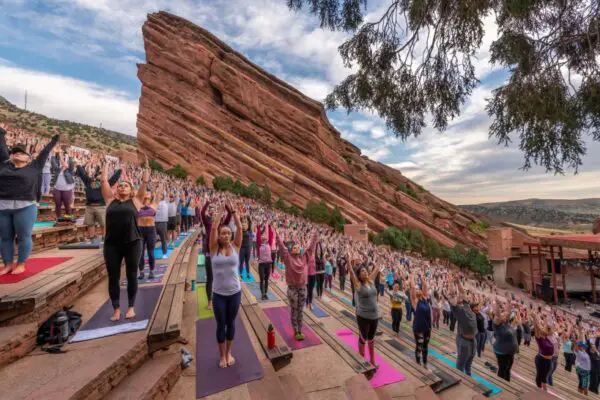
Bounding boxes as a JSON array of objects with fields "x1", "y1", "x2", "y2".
[
  {"x1": 397, "y1": 183, "x2": 418, "y2": 199},
  {"x1": 274, "y1": 197, "x2": 287, "y2": 211},
  {"x1": 246, "y1": 183, "x2": 262, "y2": 200},
  {"x1": 288, "y1": 0, "x2": 600, "y2": 173},
  {"x1": 288, "y1": 204, "x2": 301, "y2": 216},
  {"x1": 212, "y1": 176, "x2": 235, "y2": 191},
  {"x1": 195, "y1": 176, "x2": 206, "y2": 186},
  {"x1": 261, "y1": 186, "x2": 272, "y2": 205},
  {"x1": 303, "y1": 200, "x2": 347, "y2": 231},
  {"x1": 166, "y1": 164, "x2": 188, "y2": 179}
]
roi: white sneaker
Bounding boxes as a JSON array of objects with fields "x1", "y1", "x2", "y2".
[{"x1": 163, "y1": 255, "x2": 168, "y2": 259}]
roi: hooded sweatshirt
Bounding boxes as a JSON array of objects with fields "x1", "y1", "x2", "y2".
[{"x1": 279, "y1": 230, "x2": 317, "y2": 288}]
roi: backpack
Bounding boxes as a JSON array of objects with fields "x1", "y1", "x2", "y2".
[
  {"x1": 315, "y1": 242, "x2": 325, "y2": 273},
  {"x1": 37, "y1": 307, "x2": 83, "y2": 348}
]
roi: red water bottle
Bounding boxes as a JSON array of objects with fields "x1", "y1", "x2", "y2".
[{"x1": 267, "y1": 324, "x2": 275, "y2": 349}]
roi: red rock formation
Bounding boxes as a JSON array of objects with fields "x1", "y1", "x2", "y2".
[{"x1": 136, "y1": 11, "x2": 488, "y2": 250}]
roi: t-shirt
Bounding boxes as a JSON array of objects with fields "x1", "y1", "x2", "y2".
[
  {"x1": 451, "y1": 301, "x2": 477, "y2": 338},
  {"x1": 389, "y1": 290, "x2": 406, "y2": 309},
  {"x1": 493, "y1": 322, "x2": 518, "y2": 355},
  {"x1": 576, "y1": 350, "x2": 591, "y2": 371},
  {"x1": 476, "y1": 312, "x2": 486, "y2": 333}
]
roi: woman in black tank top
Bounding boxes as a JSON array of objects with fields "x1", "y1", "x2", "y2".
[{"x1": 101, "y1": 158, "x2": 149, "y2": 321}]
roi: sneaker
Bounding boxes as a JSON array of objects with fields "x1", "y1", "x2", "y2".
[
  {"x1": 149, "y1": 271, "x2": 155, "y2": 280},
  {"x1": 296, "y1": 332, "x2": 305, "y2": 341},
  {"x1": 138, "y1": 271, "x2": 145, "y2": 280},
  {"x1": 162, "y1": 254, "x2": 168, "y2": 259}
]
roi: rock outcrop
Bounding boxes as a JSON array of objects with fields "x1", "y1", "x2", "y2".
[{"x1": 136, "y1": 11, "x2": 488, "y2": 249}]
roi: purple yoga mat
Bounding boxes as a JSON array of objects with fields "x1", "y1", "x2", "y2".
[
  {"x1": 121, "y1": 264, "x2": 168, "y2": 285},
  {"x1": 80, "y1": 285, "x2": 162, "y2": 330},
  {"x1": 263, "y1": 306, "x2": 321, "y2": 350},
  {"x1": 336, "y1": 328, "x2": 406, "y2": 388},
  {"x1": 196, "y1": 317, "x2": 263, "y2": 398}
]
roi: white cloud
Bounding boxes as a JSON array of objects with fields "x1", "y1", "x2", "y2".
[
  {"x1": 362, "y1": 146, "x2": 390, "y2": 161},
  {"x1": 371, "y1": 126, "x2": 386, "y2": 139},
  {"x1": 0, "y1": 65, "x2": 138, "y2": 135}
]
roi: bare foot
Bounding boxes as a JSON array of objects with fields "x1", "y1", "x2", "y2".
[
  {"x1": 125, "y1": 307, "x2": 136, "y2": 319},
  {"x1": 227, "y1": 354, "x2": 236, "y2": 366},
  {"x1": 207, "y1": 301, "x2": 212, "y2": 310},
  {"x1": 0, "y1": 265, "x2": 13, "y2": 276},
  {"x1": 11, "y1": 264, "x2": 26, "y2": 275},
  {"x1": 219, "y1": 357, "x2": 228, "y2": 368},
  {"x1": 111, "y1": 309, "x2": 121, "y2": 321}
]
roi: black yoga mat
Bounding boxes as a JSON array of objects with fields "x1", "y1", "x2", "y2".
[
  {"x1": 58, "y1": 242, "x2": 101, "y2": 250},
  {"x1": 80, "y1": 285, "x2": 162, "y2": 331},
  {"x1": 196, "y1": 316, "x2": 264, "y2": 398}
]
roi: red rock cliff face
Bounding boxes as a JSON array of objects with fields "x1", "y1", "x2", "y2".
[{"x1": 137, "y1": 11, "x2": 488, "y2": 250}]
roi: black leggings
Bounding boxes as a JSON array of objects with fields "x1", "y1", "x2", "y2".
[
  {"x1": 535, "y1": 354, "x2": 553, "y2": 388},
  {"x1": 138, "y1": 226, "x2": 156, "y2": 271},
  {"x1": 496, "y1": 352, "x2": 514, "y2": 381},
  {"x1": 104, "y1": 240, "x2": 142, "y2": 309},
  {"x1": 414, "y1": 330, "x2": 431, "y2": 365},
  {"x1": 205, "y1": 256, "x2": 213, "y2": 302},
  {"x1": 565, "y1": 352, "x2": 576, "y2": 372},
  {"x1": 357, "y1": 315, "x2": 378, "y2": 343},
  {"x1": 258, "y1": 262, "x2": 272, "y2": 295},
  {"x1": 391, "y1": 308, "x2": 403, "y2": 332},
  {"x1": 315, "y1": 273, "x2": 324, "y2": 297},
  {"x1": 155, "y1": 222, "x2": 168, "y2": 255},
  {"x1": 307, "y1": 274, "x2": 316, "y2": 305},
  {"x1": 339, "y1": 274, "x2": 346, "y2": 291}
]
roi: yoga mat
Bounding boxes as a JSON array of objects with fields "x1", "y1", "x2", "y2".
[
  {"x1": 0, "y1": 257, "x2": 73, "y2": 284},
  {"x1": 263, "y1": 306, "x2": 321, "y2": 350},
  {"x1": 241, "y1": 272, "x2": 255, "y2": 283},
  {"x1": 121, "y1": 264, "x2": 167, "y2": 285},
  {"x1": 197, "y1": 253, "x2": 205, "y2": 266},
  {"x1": 196, "y1": 317, "x2": 263, "y2": 398},
  {"x1": 272, "y1": 270, "x2": 281, "y2": 280},
  {"x1": 33, "y1": 221, "x2": 55, "y2": 229},
  {"x1": 71, "y1": 320, "x2": 149, "y2": 343},
  {"x1": 58, "y1": 242, "x2": 101, "y2": 250},
  {"x1": 146, "y1": 248, "x2": 172, "y2": 261},
  {"x1": 311, "y1": 304, "x2": 328, "y2": 318},
  {"x1": 245, "y1": 282, "x2": 277, "y2": 302},
  {"x1": 197, "y1": 265, "x2": 206, "y2": 283},
  {"x1": 73, "y1": 285, "x2": 162, "y2": 340},
  {"x1": 336, "y1": 329, "x2": 406, "y2": 388},
  {"x1": 197, "y1": 284, "x2": 213, "y2": 319}
]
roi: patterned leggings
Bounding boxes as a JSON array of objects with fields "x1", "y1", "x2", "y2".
[{"x1": 288, "y1": 286, "x2": 307, "y2": 333}]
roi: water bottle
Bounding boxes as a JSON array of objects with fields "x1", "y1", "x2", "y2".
[
  {"x1": 55, "y1": 311, "x2": 70, "y2": 343},
  {"x1": 267, "y1": 324, "x2": 275, "y2": 349}
]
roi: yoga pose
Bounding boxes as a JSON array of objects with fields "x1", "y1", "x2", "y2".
[
  {"x1": 388, "y1": 282, "x2": 406, "y2": 335},
  {"x1": 137, "y1": 190, "x2": 158, "y2": 280},
  {"x1": 0, "y1": 129, "x2": 59, "y2": 275},
  {"x1": 533, "y1": 313, "x2": 555, "y2": 391},
  {"x1": 209, "y1": 206, "x2": 243, "y2": 369},
  {"x1": 410, "y1": 272, "x2": 431, "y2": 369},
  {"x1": 348, "y1": 250, "x2": 381, "y2": 369},
  {"x1": 256, "y1": 223, "x2": 273, "y2": 300},
  {"x1": 492, "y1": 296, "x2": 518, "y2": 381},
  {"x1": 101, "y1": 156, "x2": 149, "y2": 321},
  {"x1": 447, "y1": 273, "x2": 477, "y2": 376}
]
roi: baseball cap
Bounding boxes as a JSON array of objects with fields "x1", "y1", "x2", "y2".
[{"x1": 10, "y1": 143, "x2": 30, "y2": 156}]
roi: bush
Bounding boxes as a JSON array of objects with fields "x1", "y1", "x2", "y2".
[
  {"x1": 468, "y1": 221, "x2": 491, "y2": 234},
  {"x1": 245, "y1": 183, "x2": 261, "y2": 200},
  {"x1": 397, "y1": 183, "x2": 418, "y2": 199},
  {"x1": 303, "y1": 200, "x2": 347, "y2": 231},
  {"x1": 195, "y1": 176, "x2": 206, "y2": 186},
  {"x1": 261, "y1": 186, "x2": 272, "y2": 205},
  {"x1": 288, "y1": 205, "x2": 300, "y2": 216},
  {"x1": 166, "y1": 164, "x2": 187, "y2": 179}
]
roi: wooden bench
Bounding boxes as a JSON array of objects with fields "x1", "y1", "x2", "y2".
[
  {"x1": 37, "y1": 206, "x2": 86, "y2": 221},
  {"x1": 240, "y1": 285, "x2": 293, "y2": 369},
  {"x1": 147, "y1": 231, "x2": 199, "y2": 353},
  {"x1": 31, "y1": 225, "x2": 101, "y2": 254},
  {"x1": 0, "y1": 252, "x2": 106, "y2": 325}
]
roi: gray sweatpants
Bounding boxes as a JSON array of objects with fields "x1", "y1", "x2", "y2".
[{"x1": 456, "y1": 336, "x2": 476, "y2": 376}]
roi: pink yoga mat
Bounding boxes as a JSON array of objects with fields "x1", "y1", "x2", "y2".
[
  {"x1": 272, "y1": 270, "x2": 281, "y2": 280},
  {"x1": 336, "y1": 328, "x2": 406, "y2": 388},
  {"x1": 263, "y1": 306, "x2": 321, "y2": 350}
]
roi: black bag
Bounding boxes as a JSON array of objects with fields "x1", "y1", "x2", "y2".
[
  {"x1": 37, "y1": 307, "x2": 83, "y2": 346},
  {"x1": 315, "y1": 242, "x2": 325, "y2": 273}
]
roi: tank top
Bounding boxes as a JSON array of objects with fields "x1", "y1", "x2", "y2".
[
  {"x1": 212, "y1": 245, "x2": 241, "y2": 296},
  {"x1": 241, "y1": 230, "x2": 251, "y2": 248},
  {"x1": 536, "y1": 336, "x2": 555, "y2": 357},
  {"x1": 138, "y1": 205, "x2": 156, "y2": 218},
  {"x1": 105, "y1": 199, "x2": 141, "y2": 244},
  {"x1": 413, "y1": 299, "x2": 432, "y2": 333},
  {"x1": 355, "y1": 284, "x2": 379, "y2": 320}
]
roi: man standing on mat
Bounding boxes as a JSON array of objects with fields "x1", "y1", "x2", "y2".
[
  {"x1": 447, "y1": 273, "x2": 477, "y2": 377},
  {"x1": 275, "y1": 226, "x2": 318, "y2": 341}
]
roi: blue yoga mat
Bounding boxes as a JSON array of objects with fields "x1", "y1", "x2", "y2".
[
  {"x1": 197, "y1": 265, "x2": 206, "y2": 283},
  {"x1": 311, "y1": 304, "x2": 328, "y2": 318},
  {"x1": 34, "y1": 221, "x2": 55, "y2": 229},
  {"x1": 246, "y1": 282, "x2": 277, "y2": 302},
  {"x1": 241, "y1": 272, "x2": 255, "y2": 283},
  {"x1": 146, "y1": 248, "x2": 172, "y2": 260}
]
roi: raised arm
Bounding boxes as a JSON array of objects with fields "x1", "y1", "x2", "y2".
[
  {"x1": 107, "y1": 168, "x2": 122, "y2": 186},
  {"x1": 0, "y1": 128, "x2": 9, "y2": 163},
  {"x1": 134, "y1": 168, "x2": 150, "y2": 208},
  {"x1": 76, "y1": 165, "x2": 91, "y2": 185},
  {"x1": 201, "y1": 199, "x2": 210, "y2": 226},
  {"x1": 33, "y1": 134, "x2": 59, "y2": 169},
  {"x1": 409, "y1": 273, "x2": 418, "y2": 310},
  {"x1": 368, "y1": 263, "x2": 382, "y2": 282},
  {"x1": 100, "y1": 161, "x2": 115, "y2": 206},
  {"x1": 348, "y1": 253, "x2": 359, "y2": 288},
  {"x1": 232, "y1": 209, "x2": 243, "y2": 251},
  {"x1": 209, "y1": 213, "x2": 223, "y2": 256},
  {"x1": 421, "y1": 273, "x2": 430, "y2": 300}
]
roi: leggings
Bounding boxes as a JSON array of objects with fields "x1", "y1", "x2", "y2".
[
  {"x1": 0, "y1": 204, "x2": 37, "y2": 265},
  {"x1": 357, "y1": 315, "x2": 378, "y2": 343},
  {"x1": 496, "y1": 352, "x2": 514, "y2": 381},
  {"x1": 565, "y1": 352, "x2": 576, "y2": 372},
  {"x1": 212, "y1": 291, "x2": 241, "y2": 343},
  {"x1": 238, "y1": 246, "x2": 251, "y2": 276},
  {"x1": 40, "y1": 173, "x2": 51, "y2": 195},
  {"x1": 155, "y1": 222, "x2": 168, "y2": 255},
  {"x1": 315, "y1": 273, "x2": 324, "y2": 297},
  {"x1": 547, "y1": 356, "x2": 558, "y2": 386},
  {"x1": 52, "y1": 188, "x2": 73, "y2": 218},
  {"x1": 339, "y1": 275, "x2": 346, "y2": 291},
  {"x1": 258, "y1": 262, "x2": 272, "y2": 296},
  {"x1": 443, "y1": 310, "x2": 450, "y2": 325},
  {"x1": 391, "y1": 308, "x2": 403, "y2": 333},
  {"x1": 205, "y1": 256, "x2": 213, "y2": 302},
  {"x1": 432, "y1": 308, "x2": 440, "y2": 329},
  {"x1": 325, "y1": 274, "x2": 332, "y2": 289},
  {"x1": 288, "y1": 286, "x2": 307, "y2": 333},
  {"x1": 306, "y1": 274, "x2": 316, "y2": 305},
  {"x1": 414, "y1": 330, "x2": 431, "y2": 365},
  {"x1": 104, "y1": 240, "x2": 142, "y2": 309},
  {"x1": 138, "y1": 226, "x2": 157, "y2": 271},
  {"x1": 535, "y1": 354, "x2": 553, "y2": 388}
]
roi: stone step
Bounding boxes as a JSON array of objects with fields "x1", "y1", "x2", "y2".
[
  {"x1": 247, "y1": 359, "x2": 287, "y2": 400},
  {"x1": 0, "y1": 322, "x2": 38, "y2": 367},
  {"x1": 278, "y1": 373, "x2": 308, "y2": 400},
  {"x1": 0, "y1": 331, "x2": 148, "y2": 400},
  {"x1": 104, "y1": 350, "x2": 181, "y2": 400},
  {"x1": 344, "y1": 374, "x2": 379, "y2": 400}
]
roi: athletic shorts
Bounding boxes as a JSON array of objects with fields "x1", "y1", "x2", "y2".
[
  {"x1": 356, "y1": 315, "x2": 379, "y2": 342},
  {"x1": 168, "y1": 217, "x2": 176, "y2": 231},
  {"x1": 83, "y1": 205, "x2": 106, "y2": 226}
]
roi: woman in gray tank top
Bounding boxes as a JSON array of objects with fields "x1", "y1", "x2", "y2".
[
  {"x1": 348, "y1": 251, "x2": 382, "y2": 369},
  {"x1": 209, "y1": 205, "x2": 243, "y2": 369}
]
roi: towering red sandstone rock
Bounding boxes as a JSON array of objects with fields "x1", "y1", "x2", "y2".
[{"x1": 137, "y1": 11, "x2": 488, "y2": 249}]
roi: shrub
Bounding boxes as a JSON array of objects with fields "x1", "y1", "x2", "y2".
[
  {"x1": 166, "y1": 164, "x2": 187, "y2": 179},
  {"x1": 397, "y1": 183, "x2": 418, "y2": 199},
  {"x1": 195, "y1": 176, "x2": 206, "y2": 186}
]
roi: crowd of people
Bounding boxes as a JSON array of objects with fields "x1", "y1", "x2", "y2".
[{"x1": 2, "y1": 125, "x2": 600, "y2": 396}]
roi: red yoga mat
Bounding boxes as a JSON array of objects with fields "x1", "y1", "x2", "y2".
[{"x1": 0, "y1": 257, "x2": 73, "y2": 284}]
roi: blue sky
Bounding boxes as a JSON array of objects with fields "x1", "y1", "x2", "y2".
[{"x1": 1, "y1": 0, "x2": 599, "y2": 204}]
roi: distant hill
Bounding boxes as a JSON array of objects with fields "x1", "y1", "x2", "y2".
[
  {"x1": 460, "y1": 198, "x2": 600, "y2": 229},
  {"x1": 0, "y1": 95, "x2": 136, "y2": 153}
]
